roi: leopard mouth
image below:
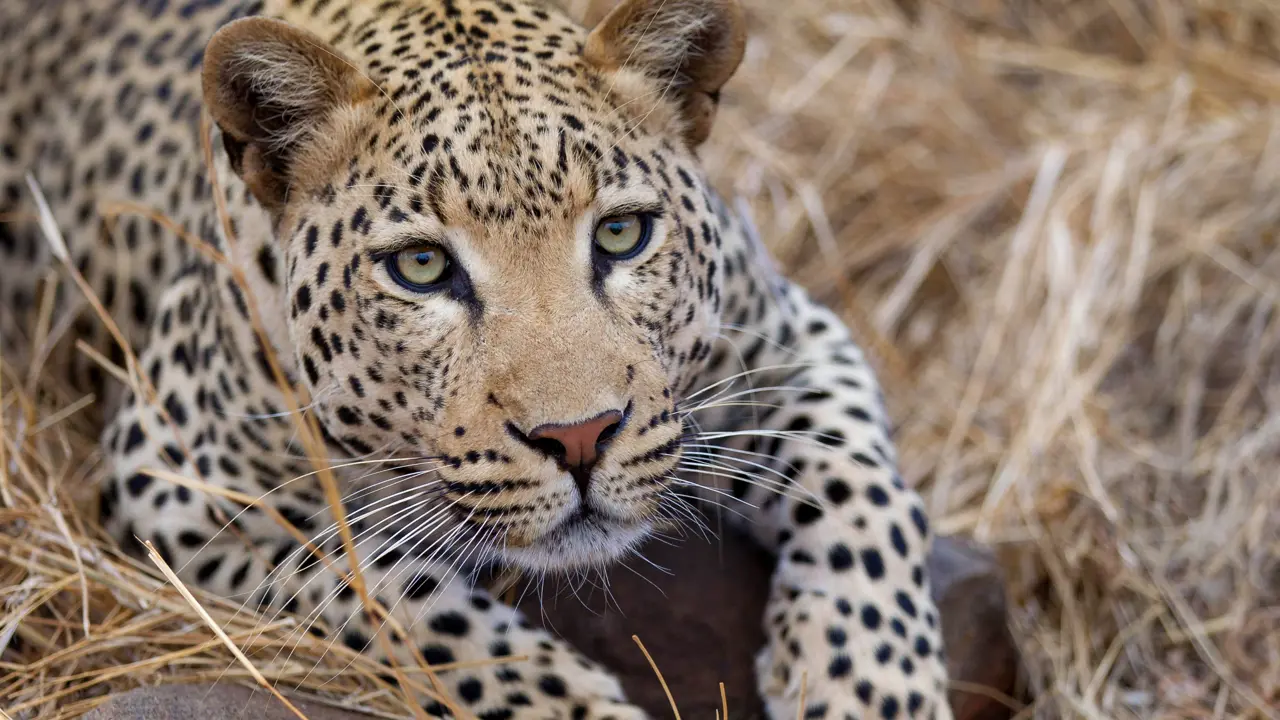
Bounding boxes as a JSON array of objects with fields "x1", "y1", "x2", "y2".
[{"x1": 500, "y1": 505, "x2": 652, "y2": 572}]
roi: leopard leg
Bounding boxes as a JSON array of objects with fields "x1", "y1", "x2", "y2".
[{"x1": 691, "y1": 276, "x2": 951, "y2": 720}]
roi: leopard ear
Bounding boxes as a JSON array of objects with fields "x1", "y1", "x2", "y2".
[
  {"x1": 583, "y1": 0, "x2": 746, "y2": 146},
  {"x1": 583, "y1": 0, "x2": 624, "y2": 27},
  {"x1": 202, "y1": 17, "x2": 372, "y2": 211}
]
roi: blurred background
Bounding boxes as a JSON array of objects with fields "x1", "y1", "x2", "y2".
[{"x1": 569, "y1": 0, "x2": 1280, "y2": 716}]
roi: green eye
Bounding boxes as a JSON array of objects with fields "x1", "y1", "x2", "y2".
[
  {"x1": 387, "y1": 244, "x2": 450, "y2": 291},
  {"x1": 593, "y1": 213, "x2": 653, "y2": 259}
]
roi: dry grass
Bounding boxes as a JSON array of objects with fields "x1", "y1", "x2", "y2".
[{"x1": 4, "y1": 0, "x2": 1280, "y2": 717}]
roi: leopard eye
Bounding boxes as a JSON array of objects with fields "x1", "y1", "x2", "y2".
[
  {"x1": 387, "y1": 244, "x2": 451, "y2": 291},
  {"x1": 593, "y1": 213, "x2": 652, "y2": 259}
]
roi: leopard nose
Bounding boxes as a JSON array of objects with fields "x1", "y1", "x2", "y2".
[{"x1": 526, "y1": 409, "x2": 624, "y2": 471}]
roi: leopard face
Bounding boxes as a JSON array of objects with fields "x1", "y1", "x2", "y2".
[{"x1": 203, "y1": 0, "x2": 745, "y2": 572}]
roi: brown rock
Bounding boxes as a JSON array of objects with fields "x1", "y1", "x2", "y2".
[
  {"x1": 521, "y1": 530, "x2": 1021, "y2": 720},
  {"x1": 83, "y1": 683, "x2": 376, "y2": 720},
  {"x1": 928, "y1": 535, "x2": 1021, "y2": 720},
  {"x1": 517, "y1": 530, "x2": 774, "y2": 720}
]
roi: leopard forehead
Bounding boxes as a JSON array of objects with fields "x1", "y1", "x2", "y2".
[{"x1": 281, "y1": 0, "x2": 705, "y2": 223}]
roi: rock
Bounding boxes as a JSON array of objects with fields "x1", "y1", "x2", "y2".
[
  {"x1": 83, "y1": 683, "x2": 376, "y2": 720},
  {"x1": 928, "y1": 535, "x2": 1021, "y2": 720},
  {"x1": 522, "y1": 530, "x2": 1021, "y2": 720},
  {"x1": 517, "y1": 529, "x2": 774, "y2": 720}
]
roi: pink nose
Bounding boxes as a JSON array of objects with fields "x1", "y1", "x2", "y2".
[{"x1": 527, "y1": 410, "x2": 624, "y2": 471}]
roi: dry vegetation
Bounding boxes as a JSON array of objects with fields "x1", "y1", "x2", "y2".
[{"x1": 4, "y1": 0, "x2": 1280, "y2": 717}]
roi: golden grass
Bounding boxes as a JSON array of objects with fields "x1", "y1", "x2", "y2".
[{"x1": 4, "y1": 0, "x2": 1280, "y2": 717}]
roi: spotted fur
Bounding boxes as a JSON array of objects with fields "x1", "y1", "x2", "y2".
[{"x1": 0, "y1": 1, "x2": 951, "y2": 718}]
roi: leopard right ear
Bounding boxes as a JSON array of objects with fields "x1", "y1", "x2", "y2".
[
  {"x1": 202, "y1": 17, "x2": 373, "y2": 212},
  {"x1": 582, "y1": 0, "x2": 746, "y2": 146},
  {"x1": 583, "y1": 0, "x2": 624, "y2": 27}
]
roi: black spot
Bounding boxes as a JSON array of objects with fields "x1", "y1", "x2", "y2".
[
  {"x1": 845, "y1": 406, "x2": 873, "y2": 422},
  {"x1": 302, "y1": 355, "x2": 320, "y2": 385},
  {"x1": 793, "y1": 501, "x2": 822, "y2": 526},
  {"x1": 789, "y1": 549, "x2": 815, "y2": 565},
  {"x1": 161, "y1": 443, "x2": 185, "y2": 467},
  {"x1": 855, "y1": 680, "x2": 873, "y2": 705},
  {"x1": 295, "y1": 284, "x2": 312, "y2": 312},
  {"x1": 889, "y1": 524, "x2": 909, "y2": 558},
  {"x1": 822, "y1": 428, "x2": 848, "y2": 447},
  {"x1": 122, "y1": 422, "x2": 146, "y2": 453},
  {"x1": 875, "y1": 643, "x2": 893, "y2": 664},
  {"x1": 229, "y1": 558, "x2": 250, "y2": 589},
  {"x1": 457, "y1": 678, "x2": 483, "y2": 703},
  {"x1": 257, "y1": 243, "x2": 279, "y2": 283},
  {"x1": 151, "y1": 533, "x2": 173, "y2": 565},
  {"x1": 196, "y1": 556, "x2": 223, "y2": 583},
  {"x1": 429, "y1": 611, "x2": 471, "y2": 637},
  {"x1": 851, "y1": 451, "x2": 880, "y2": 468},
  {"x1": 914, "y1": 636, "x2": 932, "y2": 657},
  {"x1": 828, "y1": 543, "x2": 854, "y2": 571},
  {"x1": 881, "y1": 696, "x2": 899, "y2": 719},
  {"x1": 271, "y1": 541, "x2": 298, "y2": 568},
  {"x1": 861, "y1": 548, "x2": 885, "y2": 580},
  {"x1": 867, "y1": 484, "x2": 890, "y2": 506},
  {"x1": 403, "y1": 572, "x2": 439, "y2": 599},
  {"x1": 125, "y1": 472, "x2": 152, "y2": 497},
  {"x1": 827, "y1": 655, "x2": 851, "y2": 679},
  {"x1": 895, "y1": 591, "x2": 917, "y2": 618},
  {"x1": 910, "y1": 504, "x2": 929, "y2": 538},
  {"x1": 861, "y1": 604, "x2": 882, "y2": 630},
  {"x1": 343, "y1": 630, "x2": 371, "y2": 652},
  {"x1": 218, "y1": 456, "x2": 241, "y2": 477},
  {"x1": 824, "y1": 478, "x2": 851, "y2": 505},
  {"x1": 538, "y1": 674, "x2": 567, "y2": 697},
  {"x1": 421, "y1": 644, "x2": 455, "y2": 666}
]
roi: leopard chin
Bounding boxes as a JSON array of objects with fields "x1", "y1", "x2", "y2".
[{"x1": 499, "y1": 509, "x2": 653, "y2": 574}]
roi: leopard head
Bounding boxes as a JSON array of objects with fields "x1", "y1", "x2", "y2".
[{"x1": 202, "y1": 0, "x2": 746, "y2": 572}]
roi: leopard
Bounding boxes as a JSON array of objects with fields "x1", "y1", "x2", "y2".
[{"x1": 0, "y1": 0, "x2": 952, "y2": 718}]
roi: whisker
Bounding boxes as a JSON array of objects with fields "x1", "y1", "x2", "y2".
[
  {"x1": 680, "y1": 384, "x2": 819, "y2": 414},
  {"x1": 675, "y1": 448, "x2": 797, "y2": 487},
  {"x1": 681, "y1": 362, "x2": 823, "y2": 403},
  {"x1": 674, "y1": 460, "x2": 816, "y2": 505}
]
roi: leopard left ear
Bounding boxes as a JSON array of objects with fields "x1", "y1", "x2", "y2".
[
  {"x1": 202, "y1": 17, "x2": 373, "y2": 212},
  {"x1": 583, "y1": 0, "x2": 746, "y2": 146}
]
